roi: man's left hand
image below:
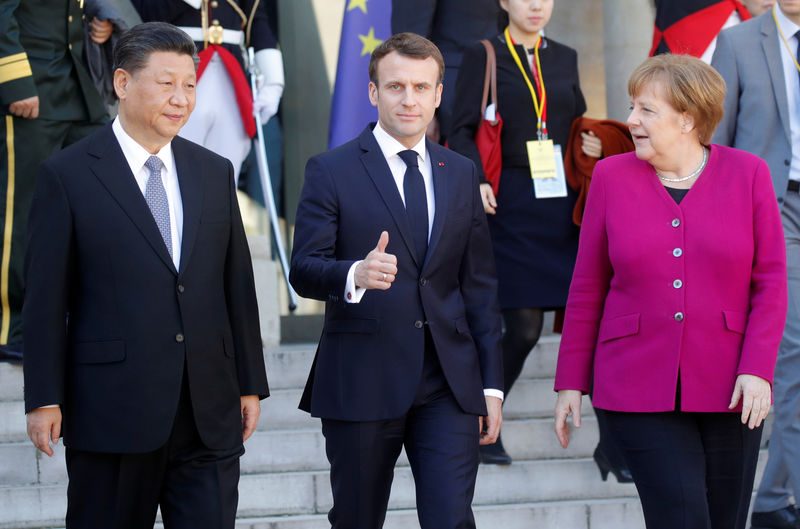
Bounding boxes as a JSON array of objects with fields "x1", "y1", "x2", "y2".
[
  {"x1": 89, "y1": 17, "x2": 113, "y2": 44},
  {"x1": 479, "y1": 396, "x2": 503, "y2": 445},
  {"x1": 240, "y1": 395, "x2": 260, "y2": 441}
]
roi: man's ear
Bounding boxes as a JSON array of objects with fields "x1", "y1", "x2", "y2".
[
  {"x1": 368, "y1": 82, "x2": 378, "y2": 107},
  {"x1": 113, "y1": 68, "x2": 130, "y2": 100}
]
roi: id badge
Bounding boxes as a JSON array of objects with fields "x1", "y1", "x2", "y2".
[
  {"x1": 527, "y1": 139, "x2": 557, "y2": 179},
  {"x1": 532, "y1": 145, "x2": 568, "y2": 199}
]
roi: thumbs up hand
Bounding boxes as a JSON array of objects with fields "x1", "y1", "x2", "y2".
[{"x1": 355, "y1": 231, "x2": 398, "y2": 290}]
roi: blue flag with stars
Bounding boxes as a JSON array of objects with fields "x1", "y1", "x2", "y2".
[{"x1": 328, "y1": 0, "x2": 391, "y2": 149}]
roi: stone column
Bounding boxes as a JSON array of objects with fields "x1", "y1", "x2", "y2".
[{"x1": 602, "y1": 0, "x2": 655, "y2": 122}]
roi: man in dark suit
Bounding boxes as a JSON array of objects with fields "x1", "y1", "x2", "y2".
[
  {"x1": 290, "y1": 33, "x2": 503, "y2": 529},
  {"x1": 391, "y1": 0, "x2": 500, "y2": 142},
  {"x1": 23, "y1": 22, "x2": 268, "y2": 529},
  {"x1": 712, "y1": 3, "x2": 800, "y2": 527}
]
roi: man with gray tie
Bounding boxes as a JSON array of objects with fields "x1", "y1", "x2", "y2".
[
  {"x1": 22, "y1": 22, "x2": 268, "y2": 529},
  {"x1": 712, "y1": 1, "x2": 800, "y2": 527}
]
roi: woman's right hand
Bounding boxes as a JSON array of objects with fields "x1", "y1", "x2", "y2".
[
  {"x1": 554, "y1": 389, "x2": 583, "y2": 449},
  {"x1": 480, "y1": 183, "x2": 497, "y2": 215}
]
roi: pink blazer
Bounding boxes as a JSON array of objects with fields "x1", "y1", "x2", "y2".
[{"x1": 554, "y1": 146, "x2": 787, "y2": 412}]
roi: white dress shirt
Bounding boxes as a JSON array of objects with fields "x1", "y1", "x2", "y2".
[
  {"x1": 775, "y1": 5, "x2": 800, "y2": 182},
  {"x1": 343, "y1": 122, "x2": 503, "y2": 401},
  {"x1": 113, "y1": 117, "x2": 184, "y2": 268}
]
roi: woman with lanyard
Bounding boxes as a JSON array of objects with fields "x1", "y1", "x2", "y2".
[{"x1": 450, "y1": 0, "x2": 602, "y2": 465}]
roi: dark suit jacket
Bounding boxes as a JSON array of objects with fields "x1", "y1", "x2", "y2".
[
  {"x1": 22, "y1": 124, "x2": 269, "y2": 453},
  {"x1": 289, "y1": 125, "x2": 503, "y2": 421},
  {"x1": 0, "y1": 0, "x2": 107, "y2": 122}
]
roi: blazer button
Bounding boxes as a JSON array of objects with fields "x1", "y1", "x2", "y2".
[
  {"x1": 673, "y1": 248, "x2": 682, "y2": 257},
  {"x1": 786, "y1": 159, "x2": 791, "y2": 166},
  {"x1": 175, "y1": 333, "x2": 185, "y2": 343},
  {"x1": 420, "y1": 278, "x2": 427, "y2": 286},
  {"x1": 674, "y1": 312, "x2": 684, "y2": 321},
  {"x1": 414, "y1": 320, "x2": 423, "y2": 329},
  {"x1": 177, "y1": 284, "x2": 185, "y2": 293},
  {"x1": 671, "y1": 218, "x2": 680, "y2": 227},
  {"x1": 673, "y1": 279, "x2": 683, "y2": 288}
]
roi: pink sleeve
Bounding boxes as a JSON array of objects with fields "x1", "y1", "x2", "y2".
[
  {"x1": 554, "y1": 161, "x2": 613, "y2": 393},
  {"x1": 737, "y1": 158, "x2": 788, "y2": 383}
]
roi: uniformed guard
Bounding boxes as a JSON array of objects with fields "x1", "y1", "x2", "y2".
[
  {"x1": 0, "y1": 0, "x2": 110, "y2": 363},
  {"x1": 133, "y1": 0, "x2": 284, "y2": 183}
]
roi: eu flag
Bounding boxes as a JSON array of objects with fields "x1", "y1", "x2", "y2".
[{"x1": 328, "y1": 0, "x2": 392, "y2": 149}]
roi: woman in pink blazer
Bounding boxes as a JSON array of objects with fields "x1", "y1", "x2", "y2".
[{"x1": 553, "y1": 54, "x2": 787, "y2": 529}]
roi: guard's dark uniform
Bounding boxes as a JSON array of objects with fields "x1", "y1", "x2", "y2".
[
  {"x1": 0, "y1": 0, "x2": 108, "y2": 351},
  {"x1": 132, "y1": 0, "x2": 277, "y2": 65}
]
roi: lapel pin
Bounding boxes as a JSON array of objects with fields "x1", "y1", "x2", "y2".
[{"x1": 438, "y1": 162, "x2": 445, "y2": 167}]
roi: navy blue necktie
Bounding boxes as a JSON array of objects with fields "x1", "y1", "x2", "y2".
[{"x1": 398, "y1": 150, "x2": 428, "y2": 262}]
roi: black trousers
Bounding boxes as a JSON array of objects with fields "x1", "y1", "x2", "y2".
[
  {"x1": 604, "y1": 410, "x2": 762, "y2": 529},
  {"x1": 64, "y1": 372, "x2": 243, "y2": 529},
  {"x1": 321, "y1": 330, "x2": 480, "y2": 529}
]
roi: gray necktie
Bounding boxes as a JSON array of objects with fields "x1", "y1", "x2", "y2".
[{"x1": 144, "y1": 156, "x2": 173, "y2": 258}]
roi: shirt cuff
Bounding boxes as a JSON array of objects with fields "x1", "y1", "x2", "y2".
[
  {"x1": 345, "y1": 260, "x2": 366, "y2": 303},
  {"x1": 182, "y1": 0, "x2": 203, "y2": 8},
  {"x1": 38, "y1": 404, "x2": 60, "y2": 409},
  {"x1": 484, "y1": 389, "x2": 504, "y2": 401}
]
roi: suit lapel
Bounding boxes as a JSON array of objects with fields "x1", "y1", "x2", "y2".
[
  {"x1": 358, "y1": 127, "x2": 421, "y2": 267},
  {"x1": 761, "y1": 16, "x2": 792, "y2": 143},
  {"x1": 172, "y1": 137, "x2": 203, "y2": 275},
  {"x1": 424, "y1": 141, "x2": 449, "y2": 270},
  {"x1": 89, "y1": 126, "x2": 177, "y2": 274}
]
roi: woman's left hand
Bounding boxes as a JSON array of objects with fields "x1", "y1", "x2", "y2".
[
  {"x1": 729, "y1": 374, "x2": 772, "y2": 429},
  {"x1": 580, "y1": 131, "x2": 603, "y2": 158}
]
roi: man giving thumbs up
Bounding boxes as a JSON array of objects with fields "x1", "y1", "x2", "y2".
[{"x1": 289, "y1": 33, "x2": 503, "y2": 529}]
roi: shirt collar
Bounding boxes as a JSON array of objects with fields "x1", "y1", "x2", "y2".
[
  {"x1": 775, "y1": 4, "x2": 800, "y2": 44},
  {"x1": 112, "y1": 117, "x2": 174, "y2": 175},
  {"x1": 372, "y1": 121, "x2": 427, "y2": 164}
]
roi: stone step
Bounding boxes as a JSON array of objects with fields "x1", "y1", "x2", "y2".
[
  {"x1": 0, "y1": 498, "x2": 646, "y2": 529},
  {"x1": 0, "y1": 458, "x2": 639, "y2": 527},
  {"x1": 0, "y1": 416, "x2": 601, "y2": 487},
  {"x1": 230, "y1": 498, "x2": 645, "y2": 529},
  {"x1": 0, "y1": 374, "x2": 585, "y2": 446}
]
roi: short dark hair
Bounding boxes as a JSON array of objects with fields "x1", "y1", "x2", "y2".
[
  {"x1": 113, "y1": 22, "x2": 198, "y2": 73},
  {"x1": 368, "y1": 33, "x2": 444, "y2": 85}
]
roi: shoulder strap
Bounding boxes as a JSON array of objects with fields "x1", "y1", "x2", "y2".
[{"x1": 478, "y1": 39, "x2": 499, "y2": 124}]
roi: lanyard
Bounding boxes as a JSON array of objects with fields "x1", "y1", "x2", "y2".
[
  {"x1": 773, "y1": 4, "x2": 800, "y2": 75},
  {"x1": 504, "y1": 27, "x2": 547, "y2": 139}
]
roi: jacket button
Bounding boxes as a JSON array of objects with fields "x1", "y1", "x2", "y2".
[
  {"x1": 175, "y1": 333, "x2": 184, "y2": 342},
  {"x1": 68, "y1": 43, "x2": 73, "y2": 50},
  {"x1": 177, "y1": 284, "x2": 185, "y2": 293},
  {"x1": 786, "y1": 159, "x2": 791, "y2": 166},
  {"x1": 673, "y1": 248, "x2": 682, "y2": 257},
  {"x1": 420, "y1": 278, "x2": 427, "y2": 286},
  {"x1": 671, "y1": 218, "x2": 680, "y2": 227},
  {"x1": 674, "y1": 312, "x2": 684, "y2": 321},
  {"x1": 414, "y1": 320, "x2": 423, "y2": 329},
  {"x1": 211, "y1": 0, "x2": 219, "y2": 6},
  {"x1": 673, "y1": 279, "x2": 683, "y2": 288},
  {"x1": 68, "y1": 15, "x2": 73, "y2": 22}
]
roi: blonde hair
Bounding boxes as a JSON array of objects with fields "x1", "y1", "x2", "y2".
[{"x1": 628, "y1": 54, "x2": 726, "y2": 144}]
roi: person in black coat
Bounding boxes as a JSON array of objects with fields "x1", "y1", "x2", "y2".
[
  {"x1": 391, "y1": 0, "x2": 501, "y2": 142},
  {"x1": 449, "y1": 0, "x2": 602, "y2": 465},
  {"x1": 23, "y1": 23, "x2": 269, "y2": 528}
]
